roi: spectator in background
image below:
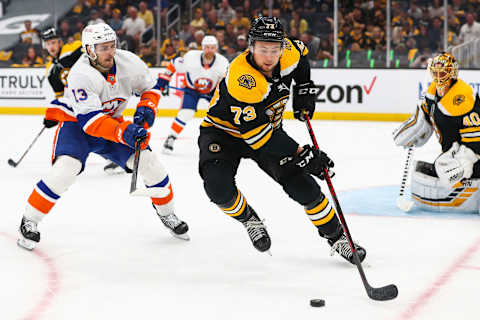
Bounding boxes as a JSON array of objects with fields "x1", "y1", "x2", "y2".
[
  {"x1": 87, "y1": 9, "x2": 105, "y2": 25},
  {"x1": 458, "y1": 13, "x2": 480, "y2": 44},
  {"x1": 365, "y1": 25, "x2": 385, "y2": 51},
  {"x1": 190, "y1": 8, "x2": 206, "y2": 29},
  {"x1": 138, "y1": 1, "x2": 154, "y2": 27},
  {"x1": 20, "y1": 20, "x2": 41, "y2": 45},
  {"x1": 428, "y1": 0, "x2": 444, "y2": 19},
  {"x1": 161, "y1": 42, "x2": 178, "y2": 63},
  {"x1": 300, "y1": 29, "x2": 320, "y2": 59},
  {"x1": 235, "y1": 34, "x2": 248, "y2": 52},
  {"x1": 109, "y1": 8, "x2": 123, "y2": 32},
  {"x1": 316, "y1": 36, "x2": 333, "y2": 61},
  {"x1": 230, "y1": 7, "x2": 250, "y2": 32},
  {"x1": 178, "y1": 23, "x2": 191, "y2": 42},
  {"x1": 73, "y1": 20, "x2": 86, "y2": 41},
  {"x1": 408, "y1": 0, "x2": 423, "y2": 20},
  {"x1": 138, "y1": 40, "x2": 157, "y2": 67},
  {"x1": 187, "y1": 29, "x2": 205, "y2": 50},
  {"x1": 427, "y1": 17, "x2": 442, "y2": 51},
  {"x1": 217, "y1": 0, "x2": 235, "y2": 25},
  {"x1": 206, "y1": 9, "x2": 224, "y2": 32},
  {"x1": 290, "y1": 11, "x2": 308, "y2": 34},
  {"x1": 21, "y1": 46, "x2": 43, "y2": 67},
  {"x1": 68, "y1": 0, "x2": 90, "y2": 19},
  {"x1": 272, "y1": 8, "x2": 288, "y2": 32},
  {"x1": 202, "y1": 1, "x2": 214, "y2": 18},
  {"x1": 58, "y1": 20, "x2": 74, "y2": 43},
  {"x1": 120, "y1": 5, "x2": 146, "y2": 52},
  {"x1": 224, "y1": 23, "x2": 237, "y2": 48}
]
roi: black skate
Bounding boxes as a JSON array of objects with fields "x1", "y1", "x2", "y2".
[
  {"x1": 162, "y1": 135, "x2": 176, "y2": 153},
  {"x1": 17, "y1": 217, "x2": 40, "y2": 251},
  {"x1": 328, "y1": 234, "x2": 366, "y2": 264},
  {"x1": 242, "y1": 209, "x2": 271, "y2": 253},
  {"x1": 158, "y1": 212, "x2": 190, "y2": 240},
  {"x1": 104, "y1": 161, "x2": 124, "y2": 175}
]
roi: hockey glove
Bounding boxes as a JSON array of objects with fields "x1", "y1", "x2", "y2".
[
  {"x1": 116, "y1": 121, "x2": 150, "y2": 150},
  {"x1": 43, "y1": 118, "x2": 58, "y2": 128},
  {"x1": 156, "y1": 76, "x2": 170, "y2": 96},
  {"x1": 134, "y1": 104, "x2": 156, "y2": 129},
  {"x1": 292, "y1": 81, "x2": 319, "y2": 121},
  {"x1": 294, "y1": 145, "x2": 335, "y2": 179}
]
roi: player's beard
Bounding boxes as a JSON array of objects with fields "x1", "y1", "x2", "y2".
[{"x1": 203, "y1": 52, "x2": 214, "y2": 61}]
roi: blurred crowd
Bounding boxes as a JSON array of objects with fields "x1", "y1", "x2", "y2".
[{"x1": 3, "y1": 0, "x2": 480, "y2": 68}]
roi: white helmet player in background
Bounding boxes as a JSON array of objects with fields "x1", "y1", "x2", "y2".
[
  {"x1": 82, "y1": 23, "x2": 117, "y2": 71},
  {"x1": 201, "y1": 35, "x2": 218, "y2": 62}
]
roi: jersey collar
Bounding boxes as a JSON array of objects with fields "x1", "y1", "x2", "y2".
[
  {"x1": 201, "y1": 53, "x2": 216, "y2": 68},
  {"x1": 102, "y1": 61, "x2": 117, "y2": 86}
]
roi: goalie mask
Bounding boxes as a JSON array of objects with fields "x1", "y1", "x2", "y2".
[
  {"x1": 82, "y1": 23, "x2": 117, "y2": 62},
  {"x1": 428, "y1": 52, "x2": 458, "y2": 95}
]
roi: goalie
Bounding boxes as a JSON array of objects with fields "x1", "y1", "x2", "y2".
[{"x1": 393, "y1": 52, "x2": 480, "y2": 213}]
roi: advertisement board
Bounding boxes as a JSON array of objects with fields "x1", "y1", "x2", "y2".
[{"x1": 1, "y1": 67, "x2": 479, "y2": 121}]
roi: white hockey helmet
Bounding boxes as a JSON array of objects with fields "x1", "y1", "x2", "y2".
[
  {"x1": 82, "y1": 23, "x2": 117, "y2": 60},
  {"x1": 201, "y1": 35, "x2": 218, "y2": 49}
]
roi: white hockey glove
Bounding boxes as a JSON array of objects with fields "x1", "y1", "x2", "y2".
[
  {"x1": 435, "y1": 142, "x2": 479, "y2": 186},
  {"x1": 393, "y1": 107, "x2": 433, "y2": 148}
]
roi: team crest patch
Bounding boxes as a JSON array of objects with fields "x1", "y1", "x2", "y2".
[
  {"x1": 453, "y1": 94, "x2": 465, "y2": 106},
  {"x1": 209, "y1": 143, "x2": 221, "y2": 153},
  {"x1": 238, "y1": 74, "x2": 256, "y2": 89}
]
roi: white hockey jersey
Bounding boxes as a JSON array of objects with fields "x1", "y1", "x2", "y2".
[
  {"x1": 65, "y1": 49, "x2": 157, "y2": 135},
  {"x1": 167, "y1": 50, "x2": 228, "y2": 94}
]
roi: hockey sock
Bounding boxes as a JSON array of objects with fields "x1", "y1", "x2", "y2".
[
  {"x1": 304, "y1": 194, "x2": 342, "y2": 237},
  {"x1": 169, "y1": 108, "x2": 195, "y2": 138},
  {"x1": 218, "y1": 189, "x2": 249, "y2": 221}
]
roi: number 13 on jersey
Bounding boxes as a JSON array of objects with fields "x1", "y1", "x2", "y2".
[{"x1": 231, "y1": 106, "x2": 256, "y2": 124}]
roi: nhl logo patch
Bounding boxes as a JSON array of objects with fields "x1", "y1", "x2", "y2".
[
  {"x1": 238, "y1": 74, "x2": 256, "y2": 89},
  {"x1": 453, "y1": 94, "x2": 465, "y2": 106},
  {"x1": 209, "y1": 143, "x2": 221, "y2": 153}
]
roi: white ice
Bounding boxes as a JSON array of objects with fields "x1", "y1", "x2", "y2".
[{"x1": 1, "y1": 115, "x2": 479, "y2": 320}]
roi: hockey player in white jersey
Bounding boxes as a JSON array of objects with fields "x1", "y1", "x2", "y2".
[
  {"x1": 17, "y1": 23, "x2": 189, "y2": 250},
  {"x1": 158, "y1": 35, "x2": 229, "y2": 153}
]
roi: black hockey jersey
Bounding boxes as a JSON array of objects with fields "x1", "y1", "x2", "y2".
[
  {"x1": 201, "y1": 38, "x2": 309, "y2": 151},
  {"x1": 421, "y1": 78, "x2": 480, "y2": 154}
]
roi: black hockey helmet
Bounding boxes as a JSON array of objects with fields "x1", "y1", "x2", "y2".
[
  {"x1": 248, "y1": 16, "x2": 285, "y2": 47},
  {"x1": 41, "y1": 28, "x2": 60, "y2": 41}
]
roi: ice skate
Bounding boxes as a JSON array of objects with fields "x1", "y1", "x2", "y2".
[
  {"x1": 104, "y1": 161, "x2": 124, "y2": 175},
  {"x1": 158, "y1": 212, "x2": 190, "y2": 240},
  {"x1": 162, "y1": 135, "x2": 176, "y2": 154},
  {"x1": 328, "y1": 234, "x2": 366, "y2": 264},
  {"x1": 242, "y1": 209, "x2": 271, "y2": 254},
  {"x1": 17, "y1": 217, "x2": 40, "y2": 251}
]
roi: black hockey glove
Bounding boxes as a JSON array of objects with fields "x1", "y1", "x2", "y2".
[
  {"x1": 292, "y1": 81, "x2": 319, "y2": 121},
  {"x1": 43, "y1": 118, "x2": 58, "y2": 128},
  {"x1": 290, "y1": 145, "x2": 335, "y2": 179}
]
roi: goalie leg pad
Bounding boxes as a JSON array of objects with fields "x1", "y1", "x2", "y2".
[
  {"x1": 411, "y1": 160, "x2": 480, "y2": 213},
  {"x1": 393, "y1": 107, "x2": 433, "y2": 148}
]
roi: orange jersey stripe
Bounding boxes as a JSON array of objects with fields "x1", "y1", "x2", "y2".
[
  {"x1": 171, "y1": 122, "x2": 183, "y2": 134},
  {"x1": 45, "y1": 108, "x2": 77, "y2": 122}
]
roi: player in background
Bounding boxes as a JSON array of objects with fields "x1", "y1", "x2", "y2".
[
  {"x1": 157, "y1": 35, "x2": 229, "y2": 153},
  {"x1": 41, "y1": 28, "x2": 123, "y2": 175},
  {"x1": 394, "y1": 52, "x2": 480, "y2": 213},
  {"x1": 17, "y1": 23, "x2": 189, "y2": 250},
  {"x1": 197, "y1": 16, "x2": 366, "y2": 262}
]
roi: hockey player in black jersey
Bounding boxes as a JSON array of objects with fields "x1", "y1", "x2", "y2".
[{"x1": 197, "y1": 16, "x2": 366, "y2": 263}]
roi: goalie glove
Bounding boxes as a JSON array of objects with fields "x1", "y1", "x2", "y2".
[
  {"x1": 435, "y1": 142, "x2": 479, "y2": 186},
  {"x1": 292, "y1": 81, "x2": 319, "y2": 121}
]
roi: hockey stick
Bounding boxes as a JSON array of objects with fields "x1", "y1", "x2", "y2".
[
  {"x1": 129, "y1": 139, "x2": 169, "y2": 198},
  {"x1": 8, "y1": 126, "x2": 46, "y2": 168},
  {"x1": 396, "y1": 147, "x2": 414, "y2": 212},
  {"x1": 304, "y1": 114, "x2": 398, "y2": 301}
]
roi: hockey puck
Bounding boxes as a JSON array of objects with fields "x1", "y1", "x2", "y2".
[{"x1": 310, "y1": 299, "x2": 325, "y2": 307}]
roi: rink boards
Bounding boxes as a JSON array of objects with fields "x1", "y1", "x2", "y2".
[{"x1": 0, "y1": 68, "x2": 479, "y2": 121}]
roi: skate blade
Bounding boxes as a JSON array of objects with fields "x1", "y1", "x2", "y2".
[
  {"x1": 170, "y1": 231, "x2": 190, "y2": 241},
  {"x1": 17, "y1": 238, "x2": 36, "y2": 251},
  {"x1": 130, "y1": 187, "x2": 170, "y2": 198}
]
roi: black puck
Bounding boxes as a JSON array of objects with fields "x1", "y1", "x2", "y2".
[{"x1": 310, "y1": 299, "x2": 325, "y2": 307}]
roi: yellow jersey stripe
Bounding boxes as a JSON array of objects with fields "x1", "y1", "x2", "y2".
[
  {"x1": 306, "y1": 197, "x2": 329, "y2": 214},
  {"x1": 250, "y1": 127, "x2": 273, "y2": 149},
  {"x1": 242, "y1": 123, "x2": 269, "y2": 139},
  {"x1": 312, "y1": 208, "x2": 336, "y2": 226}
]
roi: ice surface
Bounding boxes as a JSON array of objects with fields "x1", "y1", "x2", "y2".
[{"x1": 1, "y1": 115, "x2": 479, "y2": 320}]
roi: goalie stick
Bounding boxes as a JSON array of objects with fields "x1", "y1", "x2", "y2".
[{"x1": 304, "y1": 113, "x2": 398, "y2": 301}]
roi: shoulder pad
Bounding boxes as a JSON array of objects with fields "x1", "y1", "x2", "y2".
[
  {"x1": 438, "y1": 79, "x2": 475, "y2": 116},
  {"x1": 425, "y1": 81, "x2": 436, "y2": 100},
  {"x1": 280, "y1": 38, "x2": 305, "y2": 76},
  {"x1": 226, "y1": 52, "x2": 269, "y2": 104}
]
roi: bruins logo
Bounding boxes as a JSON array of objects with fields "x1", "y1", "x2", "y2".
[
  {"x1": 60, "y1": 68, "x2": 71, "y2": 85},
  {"x1": 237, "y1": 74, "x2": 256, "y2": 89},
  {"x1": 453, "y1": 94, "x2": 465, "y2": 106},
  {"x1": 209, "y1": 143, "x2": 221, "y2": 153}
]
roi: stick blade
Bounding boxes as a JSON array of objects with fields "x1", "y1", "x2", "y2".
[
  {"x1": 8, "y1": 159, "x2": 17, "y2": 167},
  {"x1": 130, "y1": 187, "x2": 170, "y2": 198},
  {"x1": 368, "y1": 284, "x2": 398, "y2": 301},
  {"x1": 396, "y1": 196, "x2": 414, "y2": 212}
]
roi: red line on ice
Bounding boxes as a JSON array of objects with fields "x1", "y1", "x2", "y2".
[
  {"x1": 398, "y1": 236, "x2": 480, "y2": 320},
  {"x1": 0, "y1": 232, "x2": 59, "y2": 320}
]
